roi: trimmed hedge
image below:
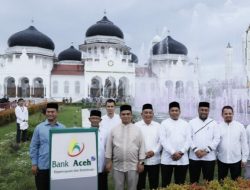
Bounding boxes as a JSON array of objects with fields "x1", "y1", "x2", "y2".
[
  {"x1": 0, "y1": 109, "x2": 16, "y2": 126},
  {"x1": 0, "y1": 102, "x2": 47, "y2": 126},
  {"x1": 159, "y1": 178, "x2": 250, "y2": 190}
]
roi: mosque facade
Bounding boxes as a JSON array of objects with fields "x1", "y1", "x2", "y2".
[
  {"x1": 0, "y1": 16, "x2": 138, "y2": 102},
  {"x1": 0, "y1": 16, "x2": 211, "y2": 104}
]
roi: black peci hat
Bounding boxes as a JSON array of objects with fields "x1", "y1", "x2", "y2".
[
  {"x1": 142, "y1": 103, "x2": 153, "y2": 111},
  {"x1": 169, "y1": 101, "x2": 180, "y2": 109},
  {"x1": 90, "y1": 110, "x2": 101, "y2": 117},
  {"x1": 120, "y1": 105, "x2": 132, "y2": 112},
  {"x1": 199, "y1": 102, "x2": 210, "y2": 108},
  {"x1": 46, "y1": 102, "x2": 59, "y2": 110}
]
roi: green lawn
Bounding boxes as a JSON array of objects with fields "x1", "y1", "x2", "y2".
[
  {"x1": 0, "y1": 105, "x2": 83, "y2": 190},
  {"x1": 57, "y1": 106, "x2": 82, "y2": 127},
  {"x1": 0, "y1": 105, "x2": 118, "y2": 190}
]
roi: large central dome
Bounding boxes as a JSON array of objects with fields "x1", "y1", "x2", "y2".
[
  {"x1": 86, "y1": 16, "x2": 124, "y2": 39},
  {"x1": 8, "y1": 26, "x2": 55, "y2": 50},
  {"x1": 152, "y1": 36, "x2": 188, "y2": 55}
]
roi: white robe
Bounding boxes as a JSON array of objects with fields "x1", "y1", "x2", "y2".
[{"x1": 160, "y1": 118, "x2": 191, "y2": 165}]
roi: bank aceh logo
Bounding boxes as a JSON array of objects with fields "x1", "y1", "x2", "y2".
[{"x1": 67, "y1": 138, "x2": 85, "y2": 157}]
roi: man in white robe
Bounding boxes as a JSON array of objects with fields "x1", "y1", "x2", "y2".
[
  {"x1": 217, "y1": 105, "x2": 249, "y2": 180},
  {"x1": 160, "y1": 101, "x2": 191, "y2": 187},
  {"x1": 189, "y1": 102, "x2": 220, "y2": 183},
  {"x1": 15, "y1": 98, "x2": 29, "y2": 144},
  {"x1": 245, "y1": 123, "x2": 250, "y2": 179},
  {"x1": 89, "y1": 110, "x2": 108, "y2": 190},
  {"x1": 135, "y1": 103, "x2": 161, "y2": 190}
]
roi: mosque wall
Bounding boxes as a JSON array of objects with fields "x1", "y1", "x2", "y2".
[
  {"x1": 50, "y1": 75, "x2": 85, "y2": 101},
  {"x1": 0, "y1": 48, "x2": 53, "y2": 98}
]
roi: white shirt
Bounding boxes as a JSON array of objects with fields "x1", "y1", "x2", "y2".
[
  {"x1": 15, "y1": 105, "x2": 28, "y2": 124},
  {"x1": 217, "y1": 120, "x2": 249, "y2": 163},
  {"x1": 100, "y1": 114, "x2": 121, "y2": 134},
  {"x1": 95, "y1": 126, "x2": 108, "y2": 173},
  {"x1": 246, "y1": 125, "x2": 250, "y2": 160},
  {"x1": 189, "y1": 117, "x2": 220, "y2": 161},
  {"x1": 160, "y1": 118, "x2": 191, "y2": 165},
  {"x1": 135, "y1": 120, "x2": 162, "y2": 165}
]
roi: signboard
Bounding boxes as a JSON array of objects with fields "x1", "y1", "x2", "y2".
[{"x1": 50, "y1": 128, "x2": 98, "y2": 190}]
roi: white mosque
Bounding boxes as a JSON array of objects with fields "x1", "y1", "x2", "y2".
[
  {"x1": 0, "y1": 15, "x2": 198, "y2": 103},
  {"x1": 0, "y1": 15, "x2": 249, "y2": 112},
  {"x1": 0, "y1": 16, "x2": 137, "y2": 101}
]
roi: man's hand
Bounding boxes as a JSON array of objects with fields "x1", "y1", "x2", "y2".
[
  {"x1": 200, "y1": 150, "x2": 208, "y2": 157},
  {"x1": 195, "y1": 150, "x2": 203, "y2": 158},
  {"x1": 105, "y1": 160, "x2": 112, "y2": 173},
  {"x1": 137, "y1": 163, "x2": 144, "y2": 173},
  {"x1": 146, "y1": 151, "x2": 155, "y2": 158},
  {"x1": 195, "y1": 149, "x2": 208, "y2": 158},
  {"x1": 171, "y1": 152, "x2": 182, "y2": 161},
  {"x1": 241, "y1": 161, "x2": 247, "y2": 168},
  {"x1": 31, "y1": 165, "x2": 38, "y2": 175}
]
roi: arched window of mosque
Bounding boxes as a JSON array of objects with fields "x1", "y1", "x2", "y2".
[
  {"x1": 28, "y1": 54, "x2": 33, "y2": 59},
  {"x1": 116, "y1": 48, "x2": 118, "y2": 55},
  {"x1": 94, "y1": 47, "x2": 97, "y2": 55},
  {"x1": 64, "y1": 81, "x2": 69, "y2": 94},
  {"x1": 53, "y1": 81, "x2": 58, "y2": 94},
  {"x1": 75, "y1": 81, "x2": 80, "y2": 94},
  {"x1": 88, "y1": 48, "x2": 91, "y2": 54},
  {"x1": 175, "y1": 81, "x2": 184, "y2": 98},
  {"x1": 101, "y1": 46, "x2": 105, "y2": 54}
]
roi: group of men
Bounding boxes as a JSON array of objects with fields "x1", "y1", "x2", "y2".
[
  {"x1": 96, "y1": 100, "x2": 250, "y2": 190},
  {"x1": 29, "y1": 99, "x2": 250, "y2": 190}
]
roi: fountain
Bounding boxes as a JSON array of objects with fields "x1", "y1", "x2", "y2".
[{"x1": 134, "y1": 28, "x2": 250, "y2": 125}]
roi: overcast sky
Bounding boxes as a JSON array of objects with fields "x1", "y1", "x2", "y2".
[{"x1": 1, "y1": 0, "x2": 250, "y2": 81}]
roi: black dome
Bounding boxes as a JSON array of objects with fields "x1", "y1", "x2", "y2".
[
  {"x1": 86, "y1": 16, "x2": 124, "y2": 39},
  {"x1": 152, "y1": 36, "x2": 187, "y2": 55},
  {"x1": 58, "y1": 46, "x2": 81, "y2": 61},
  {"x1": 8, "y1": 26, "x2": 55, "y2": 50}
]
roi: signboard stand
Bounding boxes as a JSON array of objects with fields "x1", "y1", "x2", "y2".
[{"x1": 50, "y1": 128, "x2": 98, "y2": 190}]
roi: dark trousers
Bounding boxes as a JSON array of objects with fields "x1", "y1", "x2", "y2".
[
  {"x1": 218, "y1": 160, "x2": 241, "y2": 181},
  {"x1": 161, "y1": 164, "x2": 188, "y2": 187},
  {"x1": 16, "y1": 123, "x2": 27, "y2": 143},
  {"x1": 137, "y1": 164, "x2": 160, "y2": 190},
  {"x1": 98, "y1": 172, "x2": 108, "y2": 190},
  {"x1": 35, "y1": 169, "x2": 50, "y2": 190},
  {"x1": 189, "y1": 159, "x2": 215, "y2": 183}
]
